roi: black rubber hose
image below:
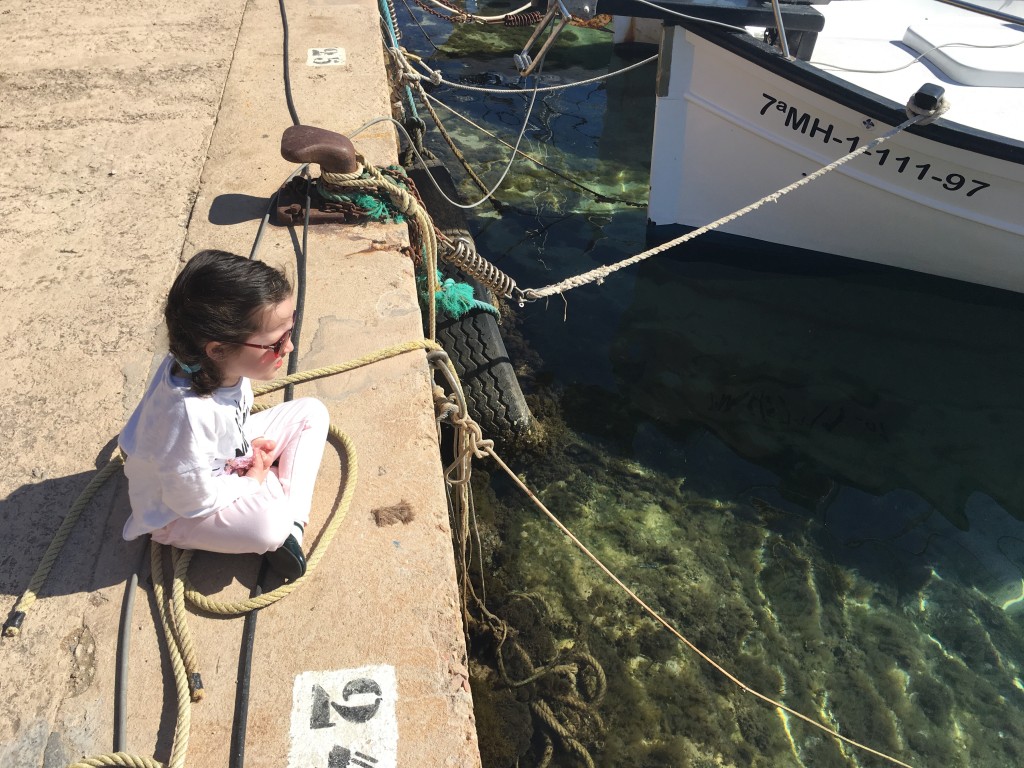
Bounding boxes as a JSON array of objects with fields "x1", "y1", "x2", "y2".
[
  {"x1": 284, "y1": 179, "x2": 310, "y2": 401},
  {"x1": 279, "y1": 0, "x2": 301, "y2": 126},
  {"x1": 114, "y1": 544, "x2": 152, "y2": 752},
  {"x1": 231, "y1": 141, "x2": 312, "y2": 768},
  {"x1": 229, "y1": 561, "x2": 268, "y2": 768}
]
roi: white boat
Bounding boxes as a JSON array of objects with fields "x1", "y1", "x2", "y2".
[{"x1": 610, "y1": 0, "x2": 1024, "y2": 292}]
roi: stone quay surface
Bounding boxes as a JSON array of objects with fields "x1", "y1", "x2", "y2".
[{"x1": 0, "y1": 1, "x2": 481, "y2": 765}]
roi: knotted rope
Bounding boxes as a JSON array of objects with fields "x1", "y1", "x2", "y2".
[{"x1": 531, "y1": 700, "x2": 595, "y2": 768}]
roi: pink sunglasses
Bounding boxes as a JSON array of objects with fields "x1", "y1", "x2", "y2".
[{"x1": 235, "y1": 312, "x2": 295, "y2": 356}]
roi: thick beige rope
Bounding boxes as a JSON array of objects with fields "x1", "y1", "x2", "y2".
[
  {"x1": 165, "y1": 549, "x2": 199, "y2": 701},
  {"x1": 252, "y1": 338, "x2": 441, "y2": 394},
  {"x1": 68, "y1": 755, "x2": 164, "y2": 768},
  {"x1": 10, "y1": 339, "x2": 443, "y2": 768},
  {"x1": 150, "y1": 544, "x2": 193, "y2": 768},
  {"x1": 180, "y1": 423, "x2": 357, "y2": 616},
  {"x1": 321, "y1": 163, "x2": 441, "y2": 338},
  {"x1": 531, "y1": 699, "x2": 596, "y2": 768}
]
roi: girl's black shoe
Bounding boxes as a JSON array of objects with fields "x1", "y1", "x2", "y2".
[{"x1": 266, "y1": 534, "x2": 306, "y2": 580}]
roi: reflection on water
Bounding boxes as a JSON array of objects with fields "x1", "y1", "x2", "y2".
[
  {"x1": 402, "y1": 5, "x2": 1024, "y2": 766},
  {"x1": 613, "y1": 252, "x2": 1024, "y2": 528}
]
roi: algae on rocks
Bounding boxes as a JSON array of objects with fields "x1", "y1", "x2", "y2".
[{"x1": 462, "y1": 413, "x2": 1024, "y2": 767}]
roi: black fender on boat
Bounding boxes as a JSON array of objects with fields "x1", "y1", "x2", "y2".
[{"x1": 405, "y1": 161, "x2": 533, "y2": 443}]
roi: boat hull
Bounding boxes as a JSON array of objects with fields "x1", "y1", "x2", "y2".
[{"x1": 649, "y1": 25, "x2": 1024, "y2": 292}]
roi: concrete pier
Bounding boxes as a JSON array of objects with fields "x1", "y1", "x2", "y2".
[{"x1": 0, "y1": 0, "x2": 481, "y2": 766}]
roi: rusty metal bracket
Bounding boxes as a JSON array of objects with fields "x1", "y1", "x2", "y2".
[{"x1": 273, "y1": 176, "x2": 369, "y2": 226}]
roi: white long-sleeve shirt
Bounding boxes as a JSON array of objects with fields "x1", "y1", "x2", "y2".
[{"x1": 119, "y1": 354, "x2": 261, "y2": 540}]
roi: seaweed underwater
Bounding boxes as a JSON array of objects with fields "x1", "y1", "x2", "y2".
[
  {"x1": 394, "y1": 3, "x2": 1024, "y2": 765},
  {"x1": 462, "y1": 222, "x2": 1024, "y2": 765},
  {"x1": 463, "y1": 414, "x2": 1024, "y2": 767}
]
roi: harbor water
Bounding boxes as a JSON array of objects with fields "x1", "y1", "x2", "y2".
[{"x1": 399, "y1": 5, "x2": 1024, "y2": 766}]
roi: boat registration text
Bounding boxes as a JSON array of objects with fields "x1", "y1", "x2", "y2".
[{"x1": 759, "y1": 93, "x2": 991, "y2": 198}]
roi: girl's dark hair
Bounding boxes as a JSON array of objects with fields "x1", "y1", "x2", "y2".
[{"x1": 165, "y1": 250, "x2": 292, "y2": 396}]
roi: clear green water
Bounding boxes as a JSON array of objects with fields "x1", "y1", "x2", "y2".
[{"x1": 398, "y1": 5, "x2": 1024, "y2": 766}]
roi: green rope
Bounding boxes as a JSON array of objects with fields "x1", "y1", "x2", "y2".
[
  {"x1": 417, "y1": 270, "x2": 499, "y2": 320},
  {"x1": 316, "y1": 165, "x2": 413, "y2": 223},
  {"x1": 352, "y1": 192, "x2": 398, "y2": 222}
]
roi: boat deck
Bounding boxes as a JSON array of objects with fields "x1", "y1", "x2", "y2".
[{"x1": 770, "y1": 0, "x2": 1024, "y2": 142}]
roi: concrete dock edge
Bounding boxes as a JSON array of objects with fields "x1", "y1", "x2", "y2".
[{"x1": 1, "y1": 0, "x2": 482, "y2": 766}]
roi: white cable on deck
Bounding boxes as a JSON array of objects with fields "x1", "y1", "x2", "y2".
[
  {"x1": 811, "y1": 35, "x2": 1024, "y2": 75},
  {"x1": 628, "y1": 0, "x2": 750, "y2": 33}
]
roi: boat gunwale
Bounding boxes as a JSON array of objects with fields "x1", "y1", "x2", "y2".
[{"x1": 672, "y1": 21, "x2": 1024, "y2": 166}]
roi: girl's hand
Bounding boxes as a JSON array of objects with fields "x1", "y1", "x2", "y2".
[
  {"x1": 251, "y1": 437, "x2": 277, "y2": 455},
  {"x1": 244, "y1": 448, "x2": 270, "y2": 485}
]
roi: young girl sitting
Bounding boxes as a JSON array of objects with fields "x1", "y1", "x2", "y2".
[{"x1": 119, "y1": 249, "x2": 329, "y2": 580}]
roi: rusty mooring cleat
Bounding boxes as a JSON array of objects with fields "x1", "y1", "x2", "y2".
[
  {"x1": 275, "y1": 125, "x2": 362, "y2": 225},
  {"x1": 280, "y1": 125, "x2": 358, "y2": 173}
]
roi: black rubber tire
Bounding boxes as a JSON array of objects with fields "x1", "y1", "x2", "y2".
[
  {"x1": 435, "y1": 291, "x2": 532, "y2": 442},
  {"x1": 406, "y1": 162, "x2": 533, "y2": 442}
]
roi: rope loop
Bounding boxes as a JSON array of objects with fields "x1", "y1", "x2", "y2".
[
  {"x1": 531, "y1": 700, "x2": 596, "y2": 768},
  {"x1": 321, "y1": 164, "x2": 366, "y2": 185},
  {"x1": 432, "y1": 384, "x2": 460, "y2": 423},
  {"x1": 452, "y1": 414, "x2": 494, "y2": 459},
  {"x1": 905, "y1": 94, "x2": 950, "y2": 125},
  {"x1": 444, "y1": 412, "x2": 494, "y2": 486}
]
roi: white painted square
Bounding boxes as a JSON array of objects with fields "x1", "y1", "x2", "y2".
[
  {"x1": 289, "y1": 665, "x2": 398, "y2": 768},
  {"x1": 307, "y1": 47, "x2": 347, "y2": 67}
]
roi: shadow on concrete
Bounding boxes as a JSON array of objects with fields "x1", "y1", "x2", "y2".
[
  {"x1": 1, "y1": 440, "x2": 263, "y2": 607},
  {"x1": 0, "y1": 447, "x2": 266, "y2": 760},
  {"x1": 208, "y1": 193, "x2": 271, "y2": 226},
  {"x1": 0, "y1": 451, "x2": 135, "y2": 604}
]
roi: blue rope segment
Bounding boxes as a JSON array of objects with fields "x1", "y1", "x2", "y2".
[{"x1": 377, "y1": 0, "x2": 419, "y2": 120}]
